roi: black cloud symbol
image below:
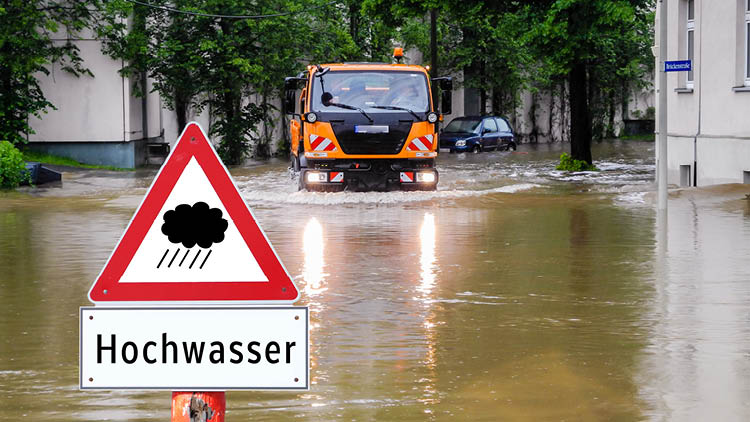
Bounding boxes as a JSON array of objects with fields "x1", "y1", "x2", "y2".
[{"x1": 161, "y1": 202, "x2": 229, "y2": 248}]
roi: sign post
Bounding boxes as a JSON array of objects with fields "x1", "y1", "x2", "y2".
[{"x1": 81, "y1": 123, "x2": 308, "y2": 420}]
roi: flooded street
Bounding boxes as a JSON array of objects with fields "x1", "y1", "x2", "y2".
[{"x1": 2, "y1": 140, "x2": 750, "y2": 421}]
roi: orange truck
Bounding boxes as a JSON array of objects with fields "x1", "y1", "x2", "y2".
[{"x1": 284, "y1": 49, "x2": 452, "y2": 191}]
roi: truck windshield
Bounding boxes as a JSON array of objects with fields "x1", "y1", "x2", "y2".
[{"x1": 311, "y1": 71, "x2": 430, "y2": 113}]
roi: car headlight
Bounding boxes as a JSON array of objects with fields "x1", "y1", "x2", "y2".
[
  {"x1": 305, "y1": 112, "x2": 318, "y2": 123},
  {"x1": 427, "y1": 112, "x2": 438, "y2": 123},
  {"x1": 416, "y1": 172, "x2": 436, "y2": 183},
  {"x1": 306, "y1": 172, "x2": 326, "y2": 183},
  {"x1": 455, "y1": 140, "x2": 466, "y2": 147}
]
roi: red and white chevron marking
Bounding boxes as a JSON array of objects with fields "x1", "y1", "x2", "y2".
[
  {"x1": 330, "y1": 172, "x2": 344, "y2": 183},
  {"x1": 406, "y1": 134, "x2": 434, "y2": 151},
  {"x1": 309, "y1": 135, "x2": 337, "y2": 152},
  {"x1": 399, "y1": 172, "x2": 414, "y2": 183}
]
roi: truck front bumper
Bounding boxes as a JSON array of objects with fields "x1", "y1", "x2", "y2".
[{"x1": 300, "y1": 166, "x2": 438, "y2": 192}]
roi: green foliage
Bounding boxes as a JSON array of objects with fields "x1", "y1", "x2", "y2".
[
  {"x1": 0, "y1": 141, "x2": 30, "y2": 189},
  {"x1": 556, "y1": 153, "x2": 599, "y2": 172},
  {"x1": 520, "y1": 0, "x2": 653, "y2": 159},
  {"x1": 0, "y1": 1, "x2": 98, "y2": 146},
  {"x1": 98, "y1": 0, "x2": 358, "y2": 164},
  {"x1": 363, "y1": 1, "x2": 531, "y2": 116}
]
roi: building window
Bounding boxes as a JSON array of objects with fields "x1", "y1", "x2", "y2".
[{"x1": 687, "y1": 0, "x2": 695, "y2": 87}]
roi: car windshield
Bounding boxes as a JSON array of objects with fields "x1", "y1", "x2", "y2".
[
  {"x1": 444, "y1": 118, "x2": 481, "y2": 133},
  {"x1": 311, "y1": 71, "x2": 430, "y2": 113}
]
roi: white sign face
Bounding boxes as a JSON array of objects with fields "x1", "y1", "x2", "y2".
[
  {"x1": 120, "y1": 157, "x2": 268, "y2": 283},
  {"x1": 80, "y1": 307, "x2": 308, "y2": 390}
]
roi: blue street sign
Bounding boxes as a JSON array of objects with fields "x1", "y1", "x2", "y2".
[{"x1": 664, "y1": 60, "x2": 692, "y2": 72}]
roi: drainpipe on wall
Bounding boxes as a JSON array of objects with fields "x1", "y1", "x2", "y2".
[{"x1": 694, "y1": 0, "x2": 703, "y2": 187}]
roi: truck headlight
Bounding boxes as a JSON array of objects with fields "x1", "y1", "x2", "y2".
[
  {"x1": 416, "y1": 172, "x2": 436, "y2": 183},
  {"x1": 455, "y1": 140, "x2": 466, "y2": 147},
  {"x1": 306, "y1": 172, "x2": 326, "y2": 183},
  {"x1": 427, "y1": 112, "x2": 438, "y2": 123},
  {"x1": 305, "y1": 112, "x2": 318, "y2": 123}
]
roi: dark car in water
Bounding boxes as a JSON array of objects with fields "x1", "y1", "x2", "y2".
[{"x1": 440, "y1": 116, "x2": 516, "y2": 153}]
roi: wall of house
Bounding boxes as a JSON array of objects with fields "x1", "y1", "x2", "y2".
[
  {"x1": 661, "y1": 0, "x2": 750, "y2": 186},
  {"x1": 28, "y1": 29, "x2": 162, "y2": 168}
]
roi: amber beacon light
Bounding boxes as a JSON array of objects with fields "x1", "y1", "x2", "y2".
[{"x1": 393, "y1": 47, "x2": 404, "y2": 62}]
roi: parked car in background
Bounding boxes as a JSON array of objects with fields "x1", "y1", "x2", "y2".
[{"x1": 439, "y1": 116, "x2": 516, "y2": 153}]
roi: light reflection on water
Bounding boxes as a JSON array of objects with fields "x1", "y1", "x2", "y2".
[
  {"x1": 417, "y1": 213, "x2": 436, "y2": 296},
  {"x1": 302, "y1": 217, "x2": 327, "y2": 298},
  {"x1": 416, "y1": 213, "x2": 439, "y2": 412},
  {"x1": 301, "y1": 217, "x2": 326, "y2": 393}
]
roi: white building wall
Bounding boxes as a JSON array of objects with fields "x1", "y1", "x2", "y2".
[
  {"x1": 29, "y1": 39, "x2": 127, "y2": 143},
  {"x1": 29, "y1": 28, "x2": 164, "y2": 168},
  {"x1": 661, "y1": 0, "x2": 750, "y2": 186}
]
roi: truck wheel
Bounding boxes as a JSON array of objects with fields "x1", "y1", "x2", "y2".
[
  {"x1": 291, "y1": 153, "x2": 300, "y2": 172},
  {"x1": 298, "y1": 170, "x2": 306, "y2": 191}
]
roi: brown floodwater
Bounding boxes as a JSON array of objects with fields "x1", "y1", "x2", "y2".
[{"x1": 1, "y1": 140, "x2": 749, "y2": 421}]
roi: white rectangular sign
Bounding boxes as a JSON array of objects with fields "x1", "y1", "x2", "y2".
[{"x1": 80, "y1": 307, "x2": 308, "y2": 390}]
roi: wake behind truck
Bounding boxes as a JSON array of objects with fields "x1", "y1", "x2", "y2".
[{"x1": 284, "y1": 49, "x2": 452, "y2": 191}]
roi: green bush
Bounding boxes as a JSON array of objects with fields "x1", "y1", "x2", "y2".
[
  {"x1": 555, "y1": 153, "x2": 599, "y2": 172},
  {"x1": 0, "y1": 141, "x2": 30, "y2": 189}
]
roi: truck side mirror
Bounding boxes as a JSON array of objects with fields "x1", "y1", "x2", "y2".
[
  {"x1": 441, "y1": 89, "x2": 452, "y2": 115},
  {"x1": 284, "y1": 89, "x2": 296, "y2": 115},
  {"x1": 284, "y1": 77, "x2": 305, "y2": 115},
  {"x1": 432, "y1": 77, "x2": 453, "y2": 115}
]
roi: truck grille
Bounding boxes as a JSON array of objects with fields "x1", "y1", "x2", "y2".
[{"x1": 331, "y1": 123, "x2": 411, "y2": 155}]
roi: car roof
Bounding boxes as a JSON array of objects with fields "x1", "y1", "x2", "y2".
[{"x1": 453, "y1": 115, "x2": 508, "y2": 120}]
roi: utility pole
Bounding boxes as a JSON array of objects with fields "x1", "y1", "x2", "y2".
[{"x1": 657, "y1": 0, "x2": 668, "y2": 210}]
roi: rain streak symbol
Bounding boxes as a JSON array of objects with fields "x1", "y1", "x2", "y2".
[{"x1": 157, "y1": 202, "x2": 228, "y2": 270}]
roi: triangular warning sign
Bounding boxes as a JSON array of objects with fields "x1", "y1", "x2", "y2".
[{"x1": 88, "y1": 122, "x2": 299, "y2": 304}]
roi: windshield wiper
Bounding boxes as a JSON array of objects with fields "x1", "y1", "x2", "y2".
[
  {"x1": 370, "y1": 105, "x2": 421, "y2": 121},
  {"x1": 327, "y1": 102, "x2": 373, "y2": 123}
]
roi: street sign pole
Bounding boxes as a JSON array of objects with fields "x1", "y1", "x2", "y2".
[
  {"x1": 657, "y1": 0, "x2": 669, "y2": 211},
  {"x1": 171, "y1": 392, "x2": 225, "y2": 422}
]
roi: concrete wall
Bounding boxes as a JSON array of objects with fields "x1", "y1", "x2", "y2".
[
  {"x1": 660, "y1": 0, "x2": 750, "y2": 186},
  {"x1": 28, "y1": 30, "x2": 163, "y2": 168},
  {"x1": 29, "y1": 39, "x2": 126, "y2": 143}
]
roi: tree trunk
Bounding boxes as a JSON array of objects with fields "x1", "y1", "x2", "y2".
[
  {"x1": 175, "y1": 91, "x2": 188, "y2": 136},
  {"x1": 430, "y1": 9, "x2": 438, "y2": 102},
  {"x1": 607, "y1": 90, "x2": 616, "y2": 138},
  {"x1": 568, "y1": 62, "x2": 592, "y2": 164},
  {"x1": 548, "y1": 85, "x2": 554, "y2": 143},
  {"x1": 258, "y1": 92, "x2": 270, "y2": 159},
  {"x1": 223, "y1": 90, "x2": 241, "y2": 165},
  {"x1": 560, "y1": 82, "x2": 568, "y2": 143},
  {"x1": 349, "y1": 3, "x2": 359, "y2": 47},
  {"x1": 529, "y1": 91, "x2": 537, "y2": 143}
]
